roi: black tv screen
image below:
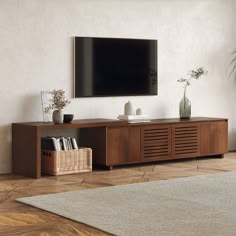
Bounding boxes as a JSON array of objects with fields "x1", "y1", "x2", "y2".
[{"x1": 74, "y1": 37, "x2": 157, "y2": 97}]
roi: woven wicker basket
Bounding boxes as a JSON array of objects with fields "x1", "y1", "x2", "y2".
[{"x1": 41, "y1": 148, "x2": 92, "y2": 175}]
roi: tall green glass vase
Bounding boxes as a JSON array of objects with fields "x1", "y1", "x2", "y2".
[{"x1": 179, "y1": 87, "x2": 191, "y2": 119}]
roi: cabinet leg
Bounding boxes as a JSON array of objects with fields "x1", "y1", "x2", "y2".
[
  {"x1": 215, "y1": 154, "x2": 224, "y2": 158},
  {"x1": 109, "y1": 166, "x2": 113, "y2": 170}
]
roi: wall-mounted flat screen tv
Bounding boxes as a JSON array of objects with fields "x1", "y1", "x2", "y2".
[{"x1": 74, "y1": 37, "x2": 157, "y2": 97}]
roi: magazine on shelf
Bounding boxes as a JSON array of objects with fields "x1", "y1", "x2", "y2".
[
  {"x1": 72, "y1": 138, "x2": 79, "y2": 149},
  {"x1": 118, "y1": 114, "x2": 150, "y2": 123},
  {"x1": 55, "y1": 138, "x2": 62, "y2": 151},
  {"x1": 128, "y1": 119, "x2": 151, "y2": 123},
  {"x1": 41, "y1": 136, "x2": 79, "y2": 151},
  {"x1": 117, "y1": 114, "x2": 149, "y2": 120},
  {"x1": 41, "y1": 137, "x2": 57, "y2": 151}
]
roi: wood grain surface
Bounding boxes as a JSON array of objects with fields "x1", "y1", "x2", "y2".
[{"x1": 1, "y1": 152, "x2": 236, "y2": 235}]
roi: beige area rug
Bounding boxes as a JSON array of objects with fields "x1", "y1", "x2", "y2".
[{"x1": 17, "y1": 172, "x2": 236, "y2": 236}]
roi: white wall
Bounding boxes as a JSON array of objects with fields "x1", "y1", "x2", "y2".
[{"x1": 0, "y1": 0, "x2": 236, "y2": 174}]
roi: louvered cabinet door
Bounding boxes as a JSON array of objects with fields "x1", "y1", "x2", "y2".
[
  {"x1": 172, "y1": 124, "x2": 200, "y2": 159},
  {"x1": 141, "y1": 125, "x2": 171, "y2": 161}
]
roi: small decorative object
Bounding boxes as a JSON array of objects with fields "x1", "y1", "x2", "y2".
[
  {"x1": 44, "y1": 89, "x2": 71, "y2": 124},
  {"x1": 53, "y1": 110, "x2": 64, "y2": 124},
  {"x1": 63, "y1": 114, "x2": 74, "y2": 123},
  {"x1": 177, "y1": 67, "x2": 207, "y2": 119},
  {"x1": 124, "y1": 101, "x2": 134, "y2": 115},
  {"x1": 40, "y1": 91, "x2": 53, "y2": 122},
  {"x1": 136, "y1": 108, "x2": 143, "y2": 115}
]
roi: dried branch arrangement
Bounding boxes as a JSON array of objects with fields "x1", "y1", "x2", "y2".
[
  {"x1": 177, "y1": 67, "x2": 208, "y2": 89},
  {"x1": 44, "y1": 89, "x2": 71, "y2": 113}
]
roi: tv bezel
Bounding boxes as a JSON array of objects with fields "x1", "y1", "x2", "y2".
[{"x1": 73, "y1": 36, "x2": 158, "y2": 98}]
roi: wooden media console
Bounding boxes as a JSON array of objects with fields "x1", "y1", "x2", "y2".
[{"x1": 12, "y1": 117, "x2": 228, "y2": 178}]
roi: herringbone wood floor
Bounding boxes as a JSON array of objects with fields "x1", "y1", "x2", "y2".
[{"x1": 1, "y1": 153, "x2": 236, "y2": 235}]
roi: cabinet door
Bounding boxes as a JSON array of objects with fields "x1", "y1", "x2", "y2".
[
  {"x1": 141, "y1": 125, "x2": 171, "y2": 161},
  {"x1": 172, "y1": 124, "x2": 200, "y2": 159},
  {"x1": 200, "y1": 121, "x2": 228, "y2": 155},
  {"x1": 107, "y1": 127, "x2": 128, "y2": 165},
  {"x1": 106, "y1": 127, "x2": 141, "y2": 166}
]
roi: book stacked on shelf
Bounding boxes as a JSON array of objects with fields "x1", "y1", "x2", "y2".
[
  {"x1": 41, "y1": 136, "x2": 79, "y2": 151},
  {"x1": 117, "y1": 115, "x2": 151, "y2": 123}
]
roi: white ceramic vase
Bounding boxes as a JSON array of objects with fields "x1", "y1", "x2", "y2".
[
  {"x1": 124, "y1": 101, "x2": 134, "y2": 115},
  {"x1": 136, "y1": 108, "x2": 142, "y2": 115},
  {"x1": 52, "y1": 109, "x2": 64, "y2": 124}
]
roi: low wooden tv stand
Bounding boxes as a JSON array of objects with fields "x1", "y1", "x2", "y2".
[{"x1": 12, "y1": 117, "x2": 228, "y2": 179}]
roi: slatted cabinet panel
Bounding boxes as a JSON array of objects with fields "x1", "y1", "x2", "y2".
[
  {"x1": 172, "y1": 124, "x2": 200, "y2": 159},
  {"x1": 141, "y1": 125, "x2": 171, "y2": 161}
]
